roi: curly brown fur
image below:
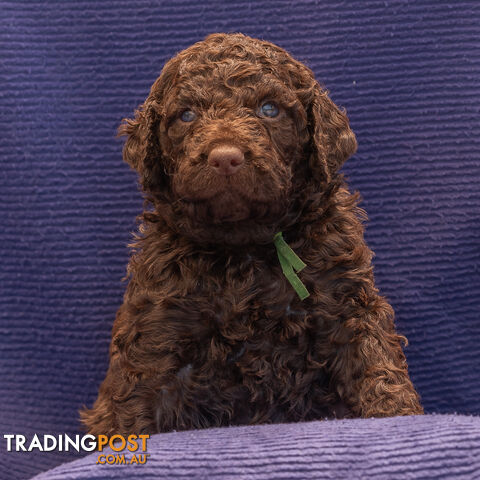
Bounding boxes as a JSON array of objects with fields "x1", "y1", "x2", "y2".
[{"x1": 81, "y1": 33, "x2": 423, "y2": 436}]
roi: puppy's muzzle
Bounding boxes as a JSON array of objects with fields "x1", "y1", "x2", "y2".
[{"x1": 207, "y1": 144, "x2": 244, "y2": 176}]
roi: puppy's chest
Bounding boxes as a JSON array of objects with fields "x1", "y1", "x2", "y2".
[
  {"x1": 194, "y1": 255, "x2": 304, "y2": 319},
  {"x1": 133, "y1": 251, "x2": 326, "y2": 392},
  {"x1": 194, "y1": 251, "x2": 300, "y2": 302},
  {"x1": 133, "y1": 249, "x2": 323, "y2": 361},
  {"x1": 186, "y1": 258, "x2": 316, "y2": 363}
]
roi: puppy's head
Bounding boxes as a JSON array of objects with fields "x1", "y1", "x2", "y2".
[{"x1": 119, "y1": 33, "x2": 356, "y2": 244}]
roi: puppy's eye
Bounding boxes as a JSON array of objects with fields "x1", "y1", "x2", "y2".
[
  {"x1": 258, "y1": 102, "x2": 279, "y2": 118},
  {"x1": 180, "y1": 109, "x2": 196, "y2": 122}
]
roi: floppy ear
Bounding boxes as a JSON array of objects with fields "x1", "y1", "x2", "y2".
[
  {"x1": 117, "y1": 100, "x2": 168, "y2": 193},
  {"x1": 308, "y1": 85, "x2": 357, "y2": 184}
]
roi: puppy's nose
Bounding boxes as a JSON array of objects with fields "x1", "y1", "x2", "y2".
[{"x1": 207, "y1": 145, "x2": 244, "y2": 176}]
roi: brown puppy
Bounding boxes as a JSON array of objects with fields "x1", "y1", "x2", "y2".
[{"x1": 81, "y1": 33, "x2": 423, "y2": 436}]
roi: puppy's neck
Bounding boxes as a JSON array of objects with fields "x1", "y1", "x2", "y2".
[{"x1": 140, "y1": 176, "x2": 343, "y2": 250}]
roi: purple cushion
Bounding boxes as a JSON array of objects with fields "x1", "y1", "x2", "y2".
[{"x1": 32, "y1": 415, "x2": 480, "y2": 480}]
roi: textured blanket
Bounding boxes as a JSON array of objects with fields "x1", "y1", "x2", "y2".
[{"x1": 32, "y1": 415, "x2": 480, "y2": 480}]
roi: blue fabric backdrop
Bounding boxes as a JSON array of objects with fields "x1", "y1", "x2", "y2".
[{"x1": 1, "y1": 1, "x2": 479, "y2": 478}]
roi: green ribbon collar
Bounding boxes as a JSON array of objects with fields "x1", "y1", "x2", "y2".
[{"x1": 273, "y1": 232, "x2": 310, "y2": 301}]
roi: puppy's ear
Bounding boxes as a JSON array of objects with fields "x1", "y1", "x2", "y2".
[
  {"x1": 308, "y1": 85, "x2": 357, "y2": 184},
  {"x1": 117, "y1": 100, "x2": 167, "y2": 192}
]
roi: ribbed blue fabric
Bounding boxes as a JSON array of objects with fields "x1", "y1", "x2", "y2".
[
  {"x1": 1, "y1": 1, "x2": 479, "y2": 479},
  {"x1": 32, "y1": 415, "x2": 480, "y2": 480}
]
